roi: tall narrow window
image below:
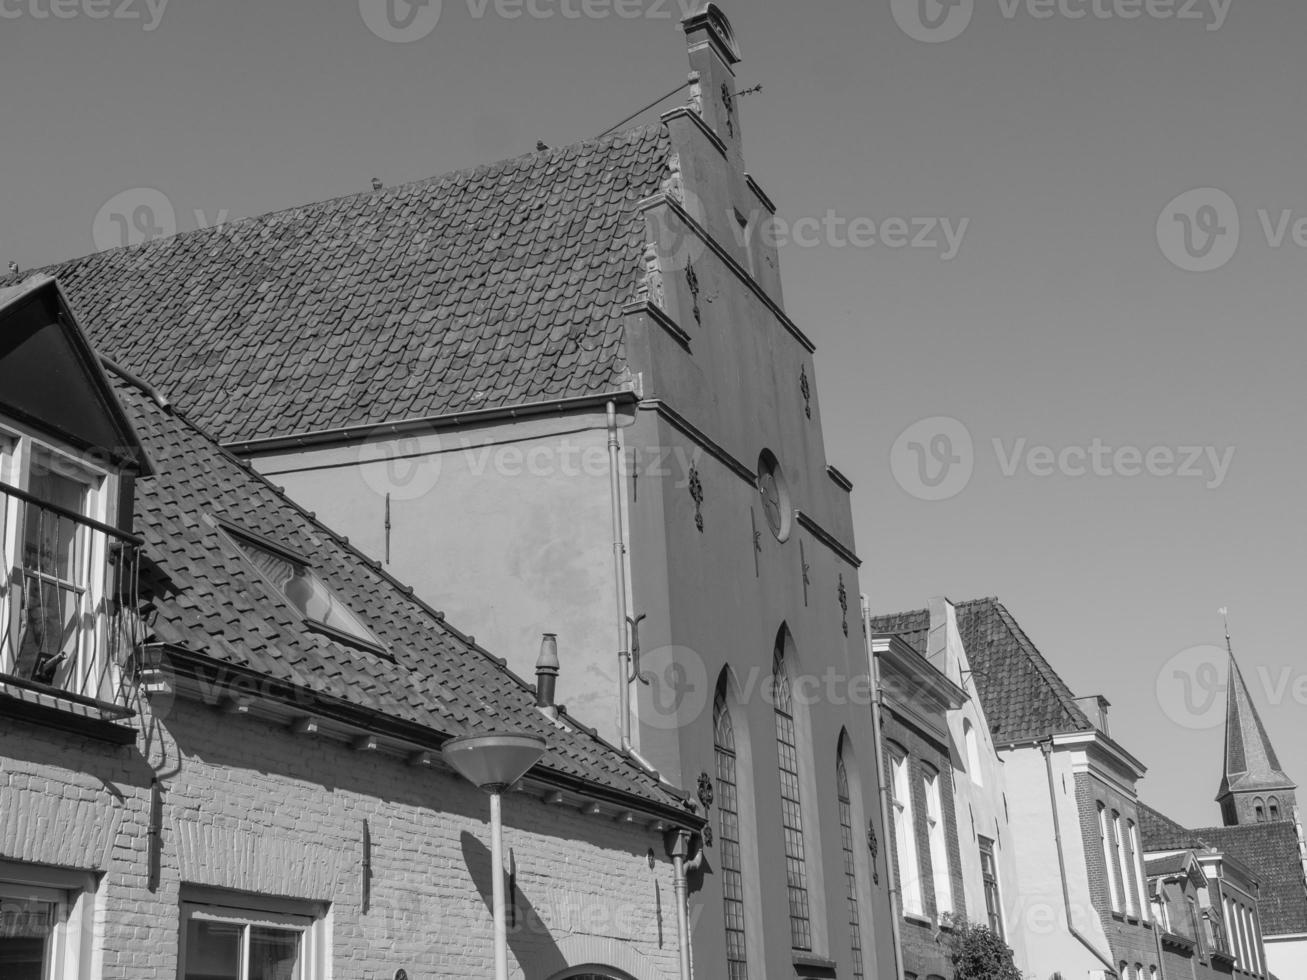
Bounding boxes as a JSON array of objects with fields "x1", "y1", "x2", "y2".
[
  {"x1": 1254, "y1": 798, "x2": 1266, "y2": 822},
  {"x1": 890, "y1": 748, "x2": 923, "y2": 917},
  {"x1": 836, "y1": 750, "x2": 864, "y2": 980},
  {"x1": 923, "y1": 767, "x2": 953, "y2": 918},
  {"x1": 772, "y1": 650, "x2": 811, "y2": 951},
  {"x1": 1268, "y1": 797, "x2": 1281, "y2": 821},
  {"x1": 1129, "y1": 820, "x2": 1149, "y2": 923},
  {"x1": 1099, "y1": 804, "x2": 1121, "y2": 912},
  {"x1": 963, "y1": 719, "x2": 983, "y2": 786},
  {"x1": 978, "y1": 837, "x2": 1004, "y2": 939},
  {"x1": 714, "y1": 693, "x2": 749, "y2": 980},
  {"x1": 1113, "y1": 810, "x2": 1135, "y2": 915}
]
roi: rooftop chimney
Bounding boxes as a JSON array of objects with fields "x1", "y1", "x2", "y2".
[{"x1": 535, "y1": 633, "x2": 560, "y2": 718}]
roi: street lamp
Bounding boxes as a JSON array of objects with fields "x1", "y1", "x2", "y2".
[{"x1": 442, "y1": 732, "x2": 548, "y2": 980}]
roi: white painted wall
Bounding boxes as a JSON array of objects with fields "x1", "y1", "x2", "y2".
[
  {"x1": 1266, "y1": 934, "x2": 1307, "y2": 980},
  {"x1": 1003, "y1": 745, "x2": 1114, "y2": 980},
  {"x1": 931, "y1": 599, "x2": 1032, "y2": 974}
]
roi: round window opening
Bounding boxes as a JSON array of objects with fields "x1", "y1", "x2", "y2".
[{"x1": 757, "y1": 449, "x2": 792, "y2": 542}]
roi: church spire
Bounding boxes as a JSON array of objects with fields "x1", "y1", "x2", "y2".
[{"x1": 1216, "y1": 608, "x2": 1297, "y2": 826}]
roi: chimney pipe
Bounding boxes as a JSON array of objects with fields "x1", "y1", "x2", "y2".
[{"x1": 535, "y1": 633, "x2": 559, "y2": 713}]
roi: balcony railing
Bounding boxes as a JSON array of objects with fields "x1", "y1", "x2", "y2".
[{"x1": 0, "y1": 481, "x2": 142, "y2": 721}]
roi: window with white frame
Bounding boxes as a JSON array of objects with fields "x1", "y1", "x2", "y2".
[
  {"x1": 0, "y1": 864, "x2": 96, "y2": 980},
  {"x1": 889, "y1": 747, "x2": 923, "y2": 917},
  {"x1": 0, "y1": 430, "x2": 116, "y2": 702},
  {"x1": 978, "y1": 836, "x2": 1004, "y2": 940},
  {"x1": 962, "y1": 720, "x2": 983, "y2": 786},
  {"x1": 1129, "y1": 821, "x2": 1148, "y2": 922},
  {"x1": 923, "y1": 767, "x2": 953, "y2": 918},
  {"x1": 1113, "y1": 810, "x2": 1135, "y2": 915},
  {"x1": 1098, "y1": 804, "x2": 1121, "y2": 912},
  {"x1": 180, "y1": 893, "x2": 327, "y2": 980}
]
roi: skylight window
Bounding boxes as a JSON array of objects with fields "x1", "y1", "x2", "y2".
[{"x1": 222, "y1": 525, "x2": 385, "y2": 653}]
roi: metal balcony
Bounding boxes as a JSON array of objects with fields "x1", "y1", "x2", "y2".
[{"x1": 0, "y1": 481, "x2": 142, "y2": 727}]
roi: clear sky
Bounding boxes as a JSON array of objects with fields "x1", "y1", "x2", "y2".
[{"x1": 2, "y1": 0, "x2": 1303, "y2": 828}]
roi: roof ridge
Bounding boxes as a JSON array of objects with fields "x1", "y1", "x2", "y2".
[
  {"x1": 986, "y1": 598, "x2": 1093, "y2": 733},
  {"x1": 23, "y1": 122, "x2": 669, "y2": 276}
]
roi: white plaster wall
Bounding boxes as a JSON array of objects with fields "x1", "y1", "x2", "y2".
[
  {"x1": 1266, "y1": 935, "x2": 1307, "y2": 980},
  {"x1": 1003, "y1": 746, "x2": 1113, "y2": 980},
  {"x1": 252, "y1": 411, "x2": 623, "y2": 736},
  {"x1": 933, "y1": 599, "x2": 1032, "y2": 974}
]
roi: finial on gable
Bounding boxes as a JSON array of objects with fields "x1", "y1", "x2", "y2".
[{"x1": 682, "y1": 3, "x2": 741, "y2": 67}]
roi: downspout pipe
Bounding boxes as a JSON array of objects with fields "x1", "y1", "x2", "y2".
[
  {"x1": 862, "y1": 596, "x2": 906, "y2": 980},
  {"x1": 606, "y1": 400, "x2": 659, "y2": 775},
  {"x1": 1041, "y1": 740, "x2": 1120, "y2": 976},
  {"x1": 667, "y1": 829, "x2": 700, "y2": 980}
]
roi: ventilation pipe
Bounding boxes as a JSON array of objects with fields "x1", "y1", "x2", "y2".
[
  {"x1": 606, "y1": 400, "x2": 658, "y2": 775},
  {"x1": 535, "y1": 633, "x2": 559, "y2": 721}
]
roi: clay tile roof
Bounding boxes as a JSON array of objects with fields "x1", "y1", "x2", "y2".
[
  {"x1": 869, "y1": 598, "x2": 1094, "y2": 743},
  {"x1": 19, "y1": 125, "x2": 671, "y2": 446},
  {"x1": 1188, "y1": 823, "x2": 1307, "y2": 937},
  {"x1": 111, "y1": 369, "x2": 688, "y2": 814},
  {"x1": 1139, "y1": 802, "x2": 1307, "y2": 937}
]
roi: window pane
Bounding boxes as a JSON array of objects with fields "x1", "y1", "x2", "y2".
[
  {"x1": 0, "y1": 896, "x2": 58, "y2": 980},
  {"x1": 248, "y1": 926, "x2": 302, "y2": 980},
  {"x1": 184, "y1": 918, "x2": 242, "y2": 980}
]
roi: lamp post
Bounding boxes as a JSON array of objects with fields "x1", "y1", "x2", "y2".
[{"x1": 442, "y1": 732, "x2": 547, "y2": 980}]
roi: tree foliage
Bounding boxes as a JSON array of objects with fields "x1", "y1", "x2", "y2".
[{"x1": 942, "y1": 917, "x2": 1024, "y2": 980}]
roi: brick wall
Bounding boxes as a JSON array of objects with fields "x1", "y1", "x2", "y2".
[
  {"x1": 0, "y1": 696, "x2": 683, "y2": 980},
  {"x1": 881, "y1": 710, "x2": 969, "y2": 980},
  {"x1": 1074, "y1": 771, "x2": 1162, "y2": 979}
]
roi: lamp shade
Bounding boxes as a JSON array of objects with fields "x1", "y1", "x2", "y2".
[{"x1": 442, "y1": 733, "x2": 547, "y2": 791}]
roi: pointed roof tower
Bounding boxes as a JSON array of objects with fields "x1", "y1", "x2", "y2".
[{"x1": 1216, "y1": 609, "x2": 1297, "y2": 825}]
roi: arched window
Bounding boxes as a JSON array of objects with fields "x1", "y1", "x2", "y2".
[
  {"x1": 772, "y1": 645, "x2": 812, "y2": 951},
  {"x1": 1099, "y1": 804, "x2": 1121, "y2": 912},
  {"x1": 963, "y1": 719, "x2": 983, "y2": 786},
  {"x1": 1268, "y1": 797, "x2": 1280, "y2": 821},
  {"x1": 922, "y1": 765, "x2": 953, "y2": 918},
  {"x1": 1254, "y1": 797, "x2": 1266, "y2": 822},
  {"x1": 890, "y1": 745, "x2": 923, "y2": 917},
  {"x1": 836, "y1": 747, "x2": 865, "y2": 980},
  {"x1": 1129, "y1": 820, "x2": 1149, "y2": 923},
  {"x1": 1113, "y1": 810, "x2": 1135, "y2": 915},
  {"x1": 714, "y1": 689, "x2": 749, "y2": 980}
]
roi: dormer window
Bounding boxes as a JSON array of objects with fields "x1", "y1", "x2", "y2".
[
  {"x1": 220, "y1": 525, "x2": 385, "y2": 654},
  {"x1": 1, "y1": 433, "x2": 130, "y2": 709}
]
